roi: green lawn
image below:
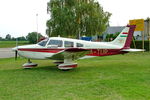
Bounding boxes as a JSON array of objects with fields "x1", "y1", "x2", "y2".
[
  {"x1": 0, "y1": 53, "x2": 150, "y2": 100},
  {"x1": 0, "y1": 41, "x2": 30, "y2": 48}
]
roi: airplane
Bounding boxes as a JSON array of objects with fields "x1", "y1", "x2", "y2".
[{"x1": 12, "y1": 25, "x2": 144, "y2": 70}]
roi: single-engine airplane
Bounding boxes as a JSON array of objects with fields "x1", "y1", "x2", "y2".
[{"x1": 12, "y1": 25, "x2": 144, "y2": 70}]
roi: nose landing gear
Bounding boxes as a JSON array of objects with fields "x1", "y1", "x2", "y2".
[{"x1": 22, "y1": 59, "x2": 38, "y2": 68}]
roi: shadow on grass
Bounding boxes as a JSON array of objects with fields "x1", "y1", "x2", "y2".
[{"x1": 0, "y1": 64, "x2": 81, "y2": 75}]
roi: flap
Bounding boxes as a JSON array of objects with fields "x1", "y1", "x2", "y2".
[{"x1": 47, "y1": 48, "x2": 90, "y2": 60}]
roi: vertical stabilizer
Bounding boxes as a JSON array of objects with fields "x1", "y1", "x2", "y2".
[{"x1": 110, "y1": 25, "x2": 136, "y2": 48}]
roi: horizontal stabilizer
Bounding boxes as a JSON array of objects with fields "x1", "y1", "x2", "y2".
[{"x1": 121, "y1": 49, "x2": 145, "y2": 52}]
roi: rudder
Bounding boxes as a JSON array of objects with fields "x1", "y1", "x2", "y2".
[{"x1": 123, "y1": 25, "x2": 136, "y2": 49}]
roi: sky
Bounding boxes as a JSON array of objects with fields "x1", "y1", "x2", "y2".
[
  {"x1": 100, "y1": 0, "x2": 149, "y2": 26},
  {"x1": 0, "y1": 0, "x2": 149, "y2": 38}
]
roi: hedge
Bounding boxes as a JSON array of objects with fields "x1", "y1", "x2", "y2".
[{"x1": 131, "y1": 41, "x2": 150, "y2": 51}]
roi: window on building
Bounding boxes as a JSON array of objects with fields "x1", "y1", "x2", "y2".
[
  {"x1": 64, "y1": 41, "x2": 74, "y2": 47},
  {"x1": 48, "y1": 40, "x2": 62, "y2": 47}
]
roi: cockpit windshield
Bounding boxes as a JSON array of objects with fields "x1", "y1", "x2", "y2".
[{"x1": 37, "y1": 39, "x2": 48, "y2": 46}]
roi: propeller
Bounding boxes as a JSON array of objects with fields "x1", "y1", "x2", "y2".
[
  {"x1": 15, "y1": 50, "x2": 18, "y2": 60},
  {"x1": 15, "y1": 38, "x2": 18, "y2": 60}
]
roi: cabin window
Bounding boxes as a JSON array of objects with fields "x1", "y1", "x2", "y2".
[
  {"x1": 38, "y1": 39, "x2": 48, "y2": 46},
  {"x1": 48, "y1": 40, "x2": 62, "y2": 47},
  {"x1": 64, "y1": 41, "x2": 74, "y2": 47},
  {"x1": 77, "y1": 43, "x2": 83, "y2": 47}
]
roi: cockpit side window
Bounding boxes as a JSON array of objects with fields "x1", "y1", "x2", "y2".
[
  {"x1": 64, "y1": 41, "x2": 74, "y2": 48},
  {"x1": 77, "y1": 43, "x2": 84, "y2": 47},
  {"x1": 48, "y1": 40, "x2": 62, "y2": 47},
  {"x1": 38, "y1": 39, "x2": 48, "y2": 46}
]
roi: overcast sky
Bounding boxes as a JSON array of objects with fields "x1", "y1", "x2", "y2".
[{"x1": 0, "y1": 0, "x2": 149, "y2": 38}]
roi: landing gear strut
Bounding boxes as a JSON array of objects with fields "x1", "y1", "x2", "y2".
[
  {"x1": 56, "y1": 58, "x2": 78, "y2": 70},
  {"x1": 22, "y1": 59, "x2": 38, "y2": 69}
]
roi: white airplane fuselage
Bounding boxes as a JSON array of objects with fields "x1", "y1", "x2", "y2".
[{"x1": 14, "y1": 37, "x2": 124, "y2": 60}]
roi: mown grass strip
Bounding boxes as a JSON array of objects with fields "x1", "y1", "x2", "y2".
[
  {"x1": 0, "y1": 41, "x2": 30, "y2": 48},
  {"x1": 0, "y1": 52, "x2": 150, "y2": 100}
]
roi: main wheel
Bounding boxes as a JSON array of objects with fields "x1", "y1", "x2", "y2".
[
  {"x1": 57, "y1": 63, "x2": 77, "y2": 70},
  {"x1": 22, "y1": 63, "x2": 38, "y2": 68}
]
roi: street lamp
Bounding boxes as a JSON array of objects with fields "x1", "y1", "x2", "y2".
[{"x1": 36, "y1": 13, "x2": 38, "y2": 43}]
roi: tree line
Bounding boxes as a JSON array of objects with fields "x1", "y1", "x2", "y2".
[
  {"x1": 0, "y1": 34, "x2": 26, "y2": 41},
  {"x1": 0, "y1": 32, "x2": 44, "y2": 44}
]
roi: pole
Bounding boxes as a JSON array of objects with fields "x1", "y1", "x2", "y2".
[
  {"x1": 132, "y1": 37, "x2": 136, "y2": 48},
  {"x1": 148, "y1": 18, "x2": 150, "y2": 52},
  {"x1": 142, "y1": 30, "x2": 145, "y2": 52},
  {"x1": 36, "y1": 13, "x2": 38, "y2": 43},
  {"x1": 16, "y1": 37, "x2": 18, "y2": 47}
]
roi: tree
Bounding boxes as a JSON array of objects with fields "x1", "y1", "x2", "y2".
[
  {"x1": 11, "y1": 37, "x2": 16, "y2": 41},
  {"x1": 18, "y1": 36, "x2": 26, "y2": 41},
  {"x1": 0, "y1": 37, "x2": 3, "y2": 40},
  {"x1": 46, "y1": 0, "x2": 111, "y2": 38},
  {"x1": 5, "y1": 34, "x2": 11, "y2": 40},
  {"x1": 26, "y1": 32, "x2": 43, "y2": 44}
]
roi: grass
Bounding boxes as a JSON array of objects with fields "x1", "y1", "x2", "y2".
[
  {"x1": 0, "y1": 52, "x2": 150, "y2": 100},
  {"x1": 0, "y1": 41, "x2": 30, "y2": 48}
]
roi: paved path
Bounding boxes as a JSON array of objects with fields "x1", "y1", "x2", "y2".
[{"x1": 0, "y1": 48, "x2": 14, "y2": 58}]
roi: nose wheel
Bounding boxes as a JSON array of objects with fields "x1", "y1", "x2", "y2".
[{"x1": 22, "y1": 59, "x2": 38, "y2": 68}]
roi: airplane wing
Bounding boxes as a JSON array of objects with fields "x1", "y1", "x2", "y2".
[{"x1": 47, "y1": 48, "x2": 90, "y2": 60}]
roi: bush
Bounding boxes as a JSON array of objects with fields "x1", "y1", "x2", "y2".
[
  {"x1": 26, "y1": 32, "x2": 43, "y2": 44},
  {"x1": 131, "y1": 40, "x2": 150, "y2": 51},
  {"x1": 105, "y1": 32, "x2": 120, "y2": 41}
]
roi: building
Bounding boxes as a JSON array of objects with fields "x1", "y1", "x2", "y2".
[
  {"x1": 103, "y1": 19, "x2": 150, "y2": 41},
  {"x1": 105, "y1": 26, "x2": 125, "y2": 34}
]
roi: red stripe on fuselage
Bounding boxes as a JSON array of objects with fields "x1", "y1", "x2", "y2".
[
  {"x1": 18, "y1": 48, "x2": 63, "y2": 53},
  {"x1": 18, "y1": 48, "x2": 126, "y2": 56}
]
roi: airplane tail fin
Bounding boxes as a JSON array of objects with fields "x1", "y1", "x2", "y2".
[{"x1": 110, "y1": 25, "x2": 136, "y2": 49}]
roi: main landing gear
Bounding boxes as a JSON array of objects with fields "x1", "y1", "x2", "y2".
[
  {"x1": 54, "y1": 59, "x2": 78, "y2": 71},
  {"x1": 22, "y1": 59, "x2": 38, "y2": 68}
]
